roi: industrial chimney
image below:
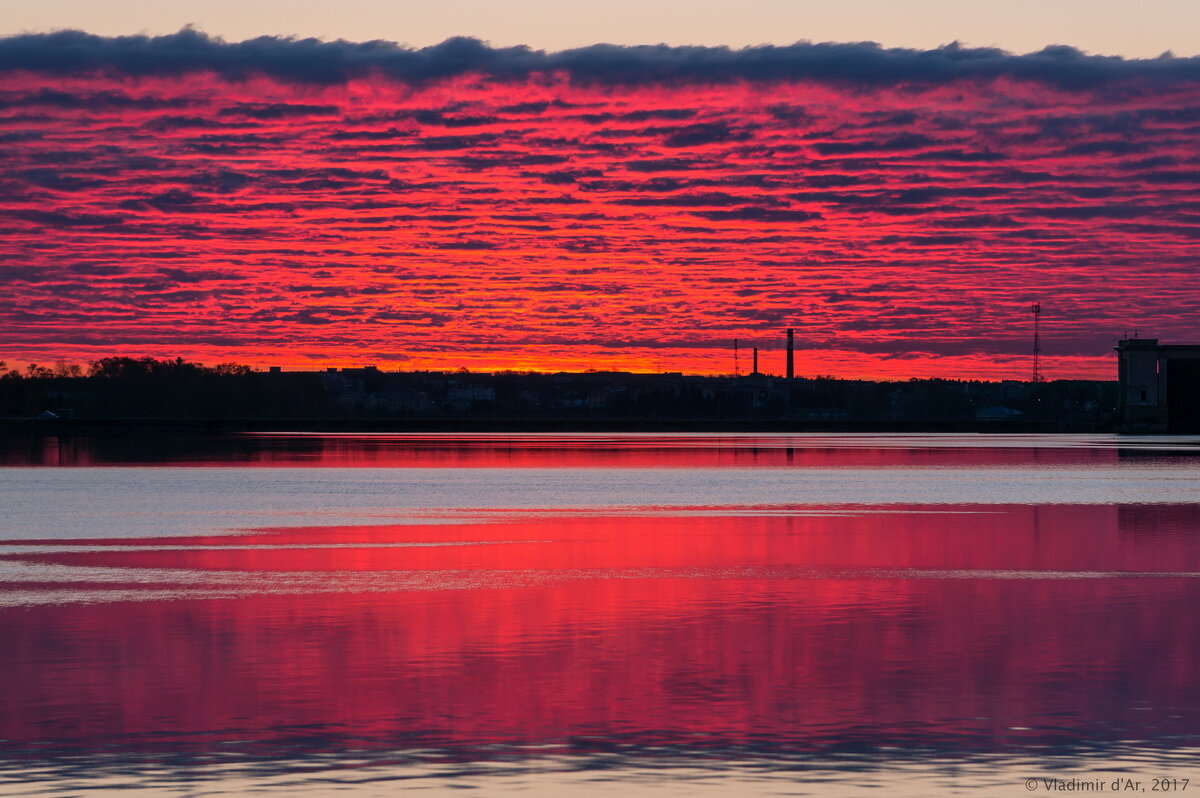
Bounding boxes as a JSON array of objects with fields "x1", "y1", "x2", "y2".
[{"x1": 786, "y1": 328, "x2": 794, "y2": 379}]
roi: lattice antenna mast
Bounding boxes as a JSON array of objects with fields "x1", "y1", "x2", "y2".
[
  {"x1": 734, "y1": 338, "x2": 740, "y2": 377},
  {"x1": 1031, "y1": 303, "x2": 1043, "y2": 384}
]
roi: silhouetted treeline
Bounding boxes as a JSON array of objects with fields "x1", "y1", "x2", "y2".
[
  {"x1": 84, "y1": 356, "x2": 252, "y2": 379},
  {"x1": 1, "y1": 357, "x2": 250, "y2": 380},
  {"x1": 0, "y1": 357, "x2": 306, "y2": 419},
  {"x1": 0, "y1": 357, "x2": 1118, "y2": 428}
]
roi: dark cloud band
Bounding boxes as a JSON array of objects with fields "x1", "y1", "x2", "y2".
[{"x1": 2, "y1": 28, "x2": 1199, "y2": 88}]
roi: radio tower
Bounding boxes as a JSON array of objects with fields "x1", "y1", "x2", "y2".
[
  {"x1": 734, "y1": 338, "x2": 740, "y2": 377},
  {"x1": 1031, "y1": 303, "x2": 1043, "y2": 384}
]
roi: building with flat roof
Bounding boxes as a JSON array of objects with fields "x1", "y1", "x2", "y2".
[{"x1": 1116, "y1": 338, "x2": 1200, "y2": 432}]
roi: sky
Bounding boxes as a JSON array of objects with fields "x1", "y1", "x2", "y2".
[
  {"x1": 2, "y1": 13, "x2": 1200, "y2": 378},
  {"x1": 5, "y1": 0, "x2": 1200, "y2": 58}
]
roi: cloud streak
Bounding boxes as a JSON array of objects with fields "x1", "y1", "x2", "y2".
[{"x1": 2, "y1": 29, "x2": 1200, "y2": 88}]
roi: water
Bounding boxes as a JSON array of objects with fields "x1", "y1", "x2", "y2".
[{"x1": 1, "y1": 433, "x2": 1199, "y2": 796}]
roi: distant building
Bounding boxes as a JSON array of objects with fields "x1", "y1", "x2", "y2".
[
  {"x1": 1116, "y1": 338, "x2": 1200, "y2": 432},
  {"x1": 975, "y1": 406, "x2": 1023, "y2": 420},
  {"x1": 446, "y1": 384, "x2": 496, "y2": 412}
]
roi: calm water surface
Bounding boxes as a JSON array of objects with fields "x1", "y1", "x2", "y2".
[{"x1": 1, "y1": 433, "x2": 1199, "y2": 796}]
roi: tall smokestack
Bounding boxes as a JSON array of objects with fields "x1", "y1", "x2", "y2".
[
  {"x1": 786, "y1": 328, "x2": 794, "y2": 379},
  {"x1": 752, "y1": 347, "x2": 759, "y2": 375}
]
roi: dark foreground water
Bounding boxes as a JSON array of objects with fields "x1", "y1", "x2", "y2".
[{"x1": 1, "y1": 433, "x2": 1199, "y2": 796}]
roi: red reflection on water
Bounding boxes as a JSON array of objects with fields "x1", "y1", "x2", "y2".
[
  {"x1": 1, "y1": 504, "x2": 1199, "y2": 756},
  {"x1": 0, "y1": 433, "x2": 1135, "y2": 468},
  {"x1": 8, "y1": 504, "x2": 1200, "y2": 574}
]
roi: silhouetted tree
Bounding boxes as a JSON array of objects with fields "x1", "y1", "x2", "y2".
[
  {"x1": 52, "y1": 360, "x2": 83, "y2": 378},
  {"x1": 211, "y1": 363, "x2": 253, "y2": 376},
  {"x1": 25, "y1": 363, "x2": 54, "y2": 379}
]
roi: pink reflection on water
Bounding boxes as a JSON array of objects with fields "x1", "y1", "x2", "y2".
[
  {"x1": 1, "y1": 503, "x2": 1199, "y2": 758},
  {"x1": 4, "y1": 433, "x2": 1176, "y2": 468}
]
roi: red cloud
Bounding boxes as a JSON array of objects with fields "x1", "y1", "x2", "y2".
[{"x1": 1, "y1": 68, "x2": 1198, "y2": 378}]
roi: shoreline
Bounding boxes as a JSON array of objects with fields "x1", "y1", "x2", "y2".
[{"x1": 0, "y1": 416, "x2": 1118, "y2": 435}]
